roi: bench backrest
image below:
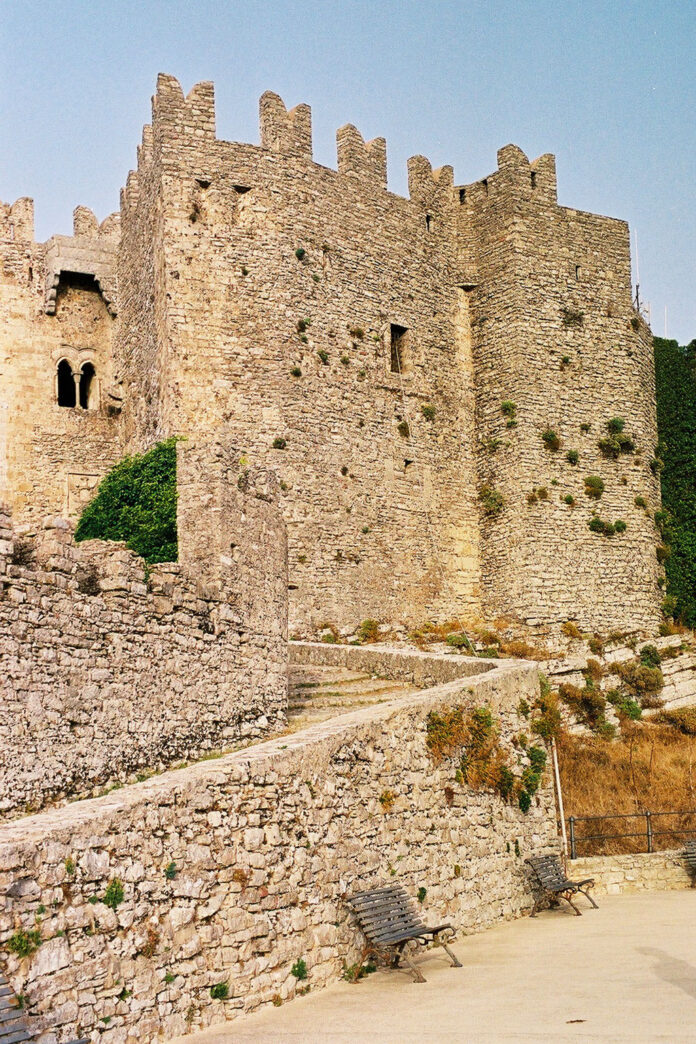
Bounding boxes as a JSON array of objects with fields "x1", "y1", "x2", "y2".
[
  {"x1": 527, "y1": 854, "x2": 567, "y2": 889},
  {"x1": 349, "y1": 885, "x2": 426, "y2": 943},
  {"x1": 684, "y1": 840, "x2": 696, "y2": 868}
]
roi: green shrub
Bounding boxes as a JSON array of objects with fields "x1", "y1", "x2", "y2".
[
  {"x1": 617, "y1": 660, "x2": 663, "y2": 699},
  {"x1": 397, "y1": 420, "x2": 410, "y2": 437},
  {"x1": 607, "y1": 417, "x2": 625, "y2": 434},
  {"x1": 417, "y1": 887, "x2": 427, "y2": 904},
  {"x1": 7, "y1": 929, "x2": 42, "y2": 958},
  {"x1": 103, "y1": 879, "x2": 125, "y2": 910},
  {"x1": 317, "y1": 349, "x2": 329, "y2": 365},
  {"x1": 357, "y1": 618, "x2": 380, "y2": 643},
  {"x1": 478, "y1": 486, "x2": 505, "y2": 517},
  {"x1": 294, "y1": 247, "x2": 306, "y2": 260},
  {"x1": 584, "y1": 475, "x2": 605, "y2": 499},
  {"x1": 566, "y1": 449, "x2": 579, "y2": 465},
  {"x1": 580, "y1": 422, "x2": 591, "y2": 432},
  {"x1": 421, "y1": 404, "x2": 436, "y2": 421},
  {"x1": 501, "y1": 400, "x2": 517, "y2": 419},
  {"x1": 210, "y1": 982, "x2": 229, "y2": 999},
  {"x1": 541, "y1": 428, "x2": 561, "y2": 451},
  {"x1": 75, "y1": 439, "x2": 177, "y2": 564},
  {"x1": 164, "y1": 861, "x2": 177, "y2": 880},
  {"x1": 290, "y1": 366, "x2": 302, "y2": 377},
  {"x1": 291, "y1": 958, "x2": 308, "y2": 980},
  {"x1": 272, "y1": 437, "x2": 287, "y2": 450},
  {"x1": 635, "y1": 495, "x2": 647, "y2": 509},
  {"x1": 614, "y1": 519, "x2": 627, "y2": 533},
  {"x1": 639, "y1": 644, "x2": 661, "y2": 668}
]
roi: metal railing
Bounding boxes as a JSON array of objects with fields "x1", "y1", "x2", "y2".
[{"x1": 568, "y1": 810, "x2": 696, "y2": 860}]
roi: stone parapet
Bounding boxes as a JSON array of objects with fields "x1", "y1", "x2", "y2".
[{"x1": 570, "y1": 850, "x2": 692, "y2": 895}]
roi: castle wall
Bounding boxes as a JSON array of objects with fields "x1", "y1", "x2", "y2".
[
  {"x1": 0, "y1": 202, "x2": 122, "y2": 522},
  {"x1": 460, "y1": 146, "x2": 662, "y2": 632},
  {"x1": 116, "y1": 76, "x2": 482, "y2": 633},
  {"x1": 0, "y1": 444, "x2": 287, "y2": 816},
  {"x1": 0, "y1": 653, "x2": 555, "y2": 1043}
]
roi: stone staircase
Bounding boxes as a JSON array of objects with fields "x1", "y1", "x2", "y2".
[{"x1": 287, "y1": 664, "x2": 419, "y2": 730}]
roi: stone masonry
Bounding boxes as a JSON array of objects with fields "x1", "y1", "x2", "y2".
[
  {"x1": 0, "y1": 73, "x2": 662, "y2": 635},
  {"x1": 0, "y1": 441, "x2": 287, "y2": 817},
  {"x1": 0, "y1": 651, "x2": 557, "y2": 1043}
]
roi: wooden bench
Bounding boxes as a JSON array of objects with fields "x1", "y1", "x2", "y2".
[
  {"x1": 347, "y1": 884, "x2": 461, "y2": 983},
  {"x1": 527, "y1": 854, "x2": 598, "y2": 917},
  {"x1": 684, "y1": 840, "x2": 696, "y2": 886},
  {"x1": 0, "y1": 969, "x2": 87, "y2": 1044}
]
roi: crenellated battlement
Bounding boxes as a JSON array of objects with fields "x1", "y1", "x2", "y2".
[
  {"x1": 260, "y1": 90, "x2": 313, "y2": 159},
  {"x1": 152, "y1": 72, "x2": 216, "y2": 140},
  {"x1": 336, "y1": 123, "x2": 387, "y2": 189},
  {"x1": 0, "y1": 196, "x2": 34, "y2": 243}
]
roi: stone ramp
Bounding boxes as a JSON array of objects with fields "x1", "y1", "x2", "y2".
[{"x1": 287, "y1": 664, "x2": 420, "y2": 729}]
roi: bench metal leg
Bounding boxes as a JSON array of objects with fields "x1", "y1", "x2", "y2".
[
  {"x1": 561, "y1": 890, "x2": 582, "y2": 916},
  {"x1": 439, "y1": 941, "x2": 462, "y2": 968},
  {"x1": 577, "y1": 886, "x2": 598, "y2": 909},
  {"x1": 403, "y1": 950, "x2": 426, "y2": 983}
]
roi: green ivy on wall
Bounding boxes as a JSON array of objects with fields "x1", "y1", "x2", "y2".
[
  {"x1": 75, "y1": 439, "x2": 178, "y2": 564},
  {"x1": 654, "y1": 337, "x2": 696, "y2": 626}
]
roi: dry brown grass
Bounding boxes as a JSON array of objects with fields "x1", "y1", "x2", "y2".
[{"x1": 558, "y1": 724, "x2": 696, "y2": 854}]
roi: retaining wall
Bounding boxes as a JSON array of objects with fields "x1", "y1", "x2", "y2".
[
  {"x1": 0, "y1": 656, "x2": 556, "y2": 1043},
  {"x1": 571, "y1": 850, "x2": 692, "y2": 894}
]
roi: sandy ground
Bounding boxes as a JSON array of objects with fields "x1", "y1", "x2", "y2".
[{"x1": 172, "y1": 890, "x2": 696, "y2": 1044}]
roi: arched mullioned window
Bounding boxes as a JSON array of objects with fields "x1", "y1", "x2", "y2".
[
  {"x1": 79, "y1": 362, "x2": 96, "y2": 410},
  {"x1": 57, "y1": 360, "x2": 76, "y2": 408}
]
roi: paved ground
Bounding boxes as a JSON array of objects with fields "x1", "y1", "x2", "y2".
[{"x1": 174, "y1": 891, "x2": 696, "y2": 1043}]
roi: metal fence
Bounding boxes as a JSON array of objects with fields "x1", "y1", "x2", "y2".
[{"x1": 568, "y1": 810, "x2": 696, "y2": 860}]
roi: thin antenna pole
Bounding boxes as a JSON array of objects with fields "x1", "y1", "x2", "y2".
[{"x1": 633, "y1": 230, "x2": 641, "y2": 311}]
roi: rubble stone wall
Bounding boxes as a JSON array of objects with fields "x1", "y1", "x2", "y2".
[
  {"x1": 0, "y1": 445, "x2": 287, "y2": 816},
  {"x1": 571, "y1": 850, "x2": 692, "y2": 894},
  {"x1": 0, "y1": 657, "x2": 557, "y2": 1043}
]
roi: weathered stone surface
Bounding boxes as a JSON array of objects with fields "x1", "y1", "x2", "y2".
[
  {"x1": 572, "y1": 850, "x2": 692, "y2": 895},
  {"x1": 0, "y1": 655, "x2": 556, "y2": 1043},
  {"x1": 0, "y1": 448, "x2": 287, "y2": 816},
  {"x1": 0, "y1": 74, "x2": 662, "y2": 635}
]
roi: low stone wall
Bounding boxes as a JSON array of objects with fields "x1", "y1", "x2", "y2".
[
  {"x1": 570, "y1": 850, "x2": 693, "y2": 895},
  {"x1": 0, "y1": 658, "x2": 557, "y2": 1043},
  {"x1": 290, "y1": 640, "x2": 495, "y2": 686},
  {"x1": 0, "y1": 447, "x2": 287, "y2": 817}
]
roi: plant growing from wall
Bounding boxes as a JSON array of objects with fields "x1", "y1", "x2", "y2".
[
  {"x1": 210, "y1": 982, "x2": 229, "y2": 1000},
  {"x1": 598, "y1": 417, "x2": 636, "y2": 458},
  {"x1": 7, "y1": 929, "x2": 42, "y2": 958},
  {"x1": 561, "y1": 307, "x2": 584, "y2": 327},
  {"x1": 291, "y1": 959, "x2": 308, "y2": 980},
  {"x1": 103, "y1": 879, "x2": 125, "y2": 909},
  {"x1": 566, "y1": 449, "x2": 579, "y2": 465},
  {"x1": 272, "y1": 437, "x2": 287, "y2": 450},
  {"x1": 75, "y1": 439, "x2": 178, "y2": 564},
  {"x1": 478, "y1": 486, "x2": 505, "y2": 517},
  {"x1": 501, "y1": 401, "x2": 517, "y2": 428},
  {"x1": 421, "y1": 404, "x2": 436, "y2": 421},
  {"x1": 541, "y1": 428, "x2": 561, "y2": 451},
  {"x1": 583, "y1": 475, "x2": 604, "y2": 499}
]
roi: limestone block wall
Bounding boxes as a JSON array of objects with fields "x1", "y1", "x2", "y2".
[
  {"x1": 116, "y1": 75, "x2": 481, "y2": 633},
  {"x1": 0, "y1": 453, "x2": 287, "y2": 816},
  {"x1": 0, "y1": 656, "x2": 557, "y2": 1043},
  {"x1": 0, "y1": 200, "x2": 122, "y2": 522},
  {"x1": 571, "y1": 851, "x2": 692, "y2": 894},
  {"x1": 461, "y1": 146, "x2": 662, "y2": 633}
]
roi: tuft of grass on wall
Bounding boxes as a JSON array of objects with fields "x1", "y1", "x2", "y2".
[{"x1": 75, "y1": 439, "x2": 178, "y2": 564}]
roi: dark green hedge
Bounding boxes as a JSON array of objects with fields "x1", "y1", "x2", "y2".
[
  {"x1": 654, "y1": 337, "x2": 696, "y2": 626},
  {"x1": 75, "y1": 438, "x2": 178, "y2": 564}
]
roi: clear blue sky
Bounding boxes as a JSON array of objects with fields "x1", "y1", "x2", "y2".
[{"x1": 1, "y1": 0, "x2": 694, "y2": 342}]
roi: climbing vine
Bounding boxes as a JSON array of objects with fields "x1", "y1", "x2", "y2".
[{"x1": 653, "y1": 337, "x2": 696, "y2": 625}]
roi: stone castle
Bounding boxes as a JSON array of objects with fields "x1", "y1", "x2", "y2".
[{"x1": 0, "y1": 73, "x2": 662, "y2": 636}]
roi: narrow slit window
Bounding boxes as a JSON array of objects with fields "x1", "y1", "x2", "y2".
[
  {"x1": 531, "y1": 172, "x2": 537, "y2": 190},
  {"x1": 390, "y1": 324, "x2": 409, "y2": 374},
  {"x1": 425, "y1": 214, "x2": 433, "y2": 232},
  {"x1": 459, "y1": 188, "x2": 466, "y2": 204},
  {"x1": 575, "y1": 265, "x2": 582, "y2": 281},
  {"x1": 57, "y1": 360, "x2": 75, "y2": 408},
  {"x1": 482, "y1": 178, "x2": 488, "y2": 195}
]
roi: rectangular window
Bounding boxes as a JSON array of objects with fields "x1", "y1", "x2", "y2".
[{"x1": 390, "y1": 324, "x2": 409, "y2": 374}]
